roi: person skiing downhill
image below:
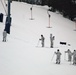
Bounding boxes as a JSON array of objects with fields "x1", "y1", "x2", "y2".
[
  {"x1": 65, "y1": 49, "x2": 72, "y2": 62},
  {"x1": 55, "y1": 49, "x2": 62, "y2": 64},
  {"x1": 39, "y1": 35, "x2": 45, "y2": 47}
]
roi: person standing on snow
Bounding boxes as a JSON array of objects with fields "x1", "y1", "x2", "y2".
[
  {"x1": 54, "y1": 49, "x2": 62, "y2": 64},
  {"x1": 65, "y1": 49, "x2": 72, "y2": 62},
  {"x1": 72, "y1": 50, "x2": 76, "y2": 65},
  {"x1": 50, "y1": 34, "x2": 55, "y2": 48},
  {"x1": 39, "y1": 35, "x2": 45, "y2": 47},
  {"x1": 2, "y1": 30, "x2": 7, "y2": 42}
]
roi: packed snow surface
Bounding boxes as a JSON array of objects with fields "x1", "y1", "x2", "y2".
[{"x1": 0, "y1": 1, "x2": 76, "y2": 75}]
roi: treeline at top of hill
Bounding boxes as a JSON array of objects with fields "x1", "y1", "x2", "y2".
[{"x1": 12, "y1": 0, "x2": 76, "y2": 21}]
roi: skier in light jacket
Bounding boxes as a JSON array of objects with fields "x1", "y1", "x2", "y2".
[
  {"x1": 65, "y1": 49, "x2": 72, "y2": 62},
  {"x1": 55, "y1": 49, "x2": 62, "y2": 64},
  {"x1": 72, "y1": 50, "x2": 76, "y2": 65},
  {"x1": 3, "y1": 30, "x2": 7, "y2": 42}
]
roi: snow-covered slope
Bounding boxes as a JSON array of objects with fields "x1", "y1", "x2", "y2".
[{"x1": 0, "y1": 1, "x2": 76, "y2": 75}]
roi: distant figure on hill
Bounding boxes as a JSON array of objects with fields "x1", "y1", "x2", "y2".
[
  {"x1": 50, "y1": 34, "x2": 55, "y2": 48},
  {"x1": 2, "y1": 30, "x2": 7, "y2": 42},
  {"x1": 39, "y1": 35, "x2": 45, "y2": 47}
]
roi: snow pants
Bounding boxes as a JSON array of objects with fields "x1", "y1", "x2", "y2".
[{"x1": 56, "y1": 57, "x2": 60, "y2": 64}]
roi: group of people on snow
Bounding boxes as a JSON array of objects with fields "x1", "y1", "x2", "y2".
[
  {"x1": 54, "y1": 49, "x2": 76, "y2": 65},
  {"x1": 65, "y1": 49, "x2": 76, "y2": 65},
  {"x1": 39, "y1": 34, "x2": 76, "y2": 65},
  {"x1": 2, "y1": 31, "x2": 76, "y2": 65},
  {"x1": 39, "y1": 34, "x2": 55, "y2": 48}
]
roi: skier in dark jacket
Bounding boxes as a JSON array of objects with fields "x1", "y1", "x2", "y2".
[
  {"x1": 55, "y1": 49, "x2": 62, "y2": 64},
  {"x1": 39, "y1": 35, "x2": 45, "y2": 47}
]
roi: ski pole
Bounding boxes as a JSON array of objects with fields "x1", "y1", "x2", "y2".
[
  {"x1": 51, "y1": 53, "x2": 55, "y2": 61},
  {"x1": 64, "y1": 52, "x2": 68, "y2": 61},
  {"x1": 36, "y1": 39, "x2": 40, "y2": 47},
  {"x1": 64, "y1": 52, "x2": 66, "y2": 61}
]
